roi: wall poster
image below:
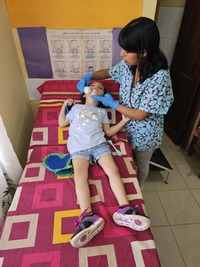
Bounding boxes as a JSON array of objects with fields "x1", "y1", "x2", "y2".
[{"x1": 47, "y1": 29, "x2": 112, "y2": 79}]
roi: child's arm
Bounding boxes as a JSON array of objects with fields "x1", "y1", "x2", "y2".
[
  {"x1": 103, "y1": 115, "x2": 130, "y2": 137},
  {"x1": 58, "y1": 99, "x2": 74, "y2": 127}
]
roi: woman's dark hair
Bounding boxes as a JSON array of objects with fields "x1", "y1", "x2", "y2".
[{"x1": 118, "y1": 17, "x2": 168, "y2": 82}]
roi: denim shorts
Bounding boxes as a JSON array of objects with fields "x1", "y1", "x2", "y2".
[{"x1": 70, "y1": 142, "x2": 111, "y2": 164}]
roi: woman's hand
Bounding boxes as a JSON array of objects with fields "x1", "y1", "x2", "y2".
[
  {"x1": 76, "y1": 73, "x2": 93, "y2": 93},
  {"x1": 91, "y1": 93, "x2": 119, "y2": 109}
]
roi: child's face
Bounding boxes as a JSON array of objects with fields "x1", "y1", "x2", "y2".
[{"x1": 89, "y1": 82, "x2": 104, "y2": 96}]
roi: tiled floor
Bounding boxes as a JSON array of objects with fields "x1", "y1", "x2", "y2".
[{"x1": 143, "y1": 133, "x2": 200, "y2": 267}]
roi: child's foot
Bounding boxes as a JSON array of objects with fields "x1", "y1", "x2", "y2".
[
  {"x1": 70, "y1": 213, "x2": 104, "y2": 248},
  {"x1": 113, "y1": 205, "x2": 150, "y2": 231}
]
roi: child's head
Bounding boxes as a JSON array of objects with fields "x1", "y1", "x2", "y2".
[{"x1": 81, "y1": 82, "x2": 107, "y2": 107}]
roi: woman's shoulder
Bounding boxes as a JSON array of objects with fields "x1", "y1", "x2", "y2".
[
  {"x1": 110, "y1": 60, "x2": 131, "y2": 78},
  {"x1": 141, "y1": 69, "x2": 172, "y2": 90},
  {"x1": 150, "y1": 68, "x2": 171, "y2": 81},
  {"x1": 154, "y1": 68, "x2": 170, "y2": 75},
  {"x1": 111, "y1": 60, "x2": 129, "y2": 70}
]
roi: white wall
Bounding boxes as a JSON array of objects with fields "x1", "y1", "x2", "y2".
[
  {"x1": 0, "y1": 0, "x2": 34, "y2": 167},
  {"x1": 157, "y1": 1, "x2": 185, "y2": 66},
  {"x1": 142, "y1": 0, "x2": 158, "y2": 19}
]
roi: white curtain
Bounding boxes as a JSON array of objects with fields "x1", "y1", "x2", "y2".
[
  {"x1": 0, "y1": 165, "x2": 8, "y2": 227},
  {"x1": 0, "y1": 115, "x2": 23, "y2": 226},
  {"x1": 0, "y1": 115, "x2": 22, "y2": 184}
]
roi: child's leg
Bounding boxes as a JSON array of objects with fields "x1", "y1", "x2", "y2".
[
  {"x1": 71, "y1": 157, "x2": 104, "y2": 248},
  {"x1": 98, "y1": 154, "x2": 129, "y2": 205},
  {"x1": 98, "y1": 154, "x2": 150, "y2": 231},
  {"x1": 72, "y1": 158, "x2": 91, "y2": 212}
]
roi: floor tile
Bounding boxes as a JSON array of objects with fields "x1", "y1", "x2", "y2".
[
  {"x1": 151, "y1": 226, "x2": 185, "y2": 267},
  {"x1": 157, "y1": 190, "x2": 200, "y2": 225},
  {"x1": 177, "y1": 164, "x2": 200, "y2": 189},
  {"x1": 150, "y1": 167, "x2": 188, "y2": 191},
  {"x1": 191, "y1": 189, "x2": 200, "y2": 206},
  {"x1": 151, "y1": 132, "x2": 200, "y2": 267},
  {"x1": 143, "y1": 175, "x2": 155, "y2": 192},
  {"x1": 165, "y1": 146, "x2": 200, "y2": 165},
  {"x1": 162, "y1": 132, "x2": 176, "y2": 147},
  {"x1": 172, "y1": 224, "x2": 200, "y2": 267},
  {"x1": 142, "y1": 192, "x2": 168, "y2": 226}
]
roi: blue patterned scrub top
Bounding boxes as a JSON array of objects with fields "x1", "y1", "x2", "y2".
[{"x1": 109, "y1": 60, "x2": 174, "y2": 151}]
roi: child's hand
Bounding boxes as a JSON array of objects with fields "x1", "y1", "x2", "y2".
[
  {"x1": 122, "y1": 114, "x2": 131, "y2": 123},
  {"x1": 64, "y1": 99, "x2": 75, "y2": 107},
  {"x1": 64, "y1": 99, "x2": 75, "y2": 114}
]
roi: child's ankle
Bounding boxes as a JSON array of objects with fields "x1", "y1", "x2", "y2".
[
  {"x1": 119, "y1": 204, "x2": 130, "y2": 208},
  {"x1": 84, "y1": 211, "x2": 93, "y2": 216}
]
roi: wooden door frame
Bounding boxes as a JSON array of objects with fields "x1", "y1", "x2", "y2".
[{"x1": 154, "y1": 0, "x2": 161, "y2": 22}]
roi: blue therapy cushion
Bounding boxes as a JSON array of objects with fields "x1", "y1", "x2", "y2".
[{"x1": 43, "y1": 153, "x2": 73, "y2": 177}]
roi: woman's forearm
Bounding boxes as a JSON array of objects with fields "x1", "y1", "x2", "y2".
[
  {"x1": 92, "y1": 69, "x2": 111, "y2": 80},
  {"x1": 116, "y1": 104, "x2": 149, "y2": 121}
]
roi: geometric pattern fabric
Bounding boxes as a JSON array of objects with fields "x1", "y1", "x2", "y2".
[{"x1": 0, "y1": 80, "x2": 161, "y2": 267}]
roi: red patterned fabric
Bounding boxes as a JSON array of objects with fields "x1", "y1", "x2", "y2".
[{"x1": 0, "y1": 80, "x2": 161, "y2": 267}]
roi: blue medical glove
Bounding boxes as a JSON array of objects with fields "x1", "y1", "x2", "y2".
[
  {"x1": 91, "y1": 93, "x2": 119, "y2": 109},
  {"x1": 76, "y1": 73, "x2": 93, "y2": 93}
]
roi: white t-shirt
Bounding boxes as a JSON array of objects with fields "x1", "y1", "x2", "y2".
[{"x1": 66, "y1": 104, "x2": 110, "y2": 154}]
